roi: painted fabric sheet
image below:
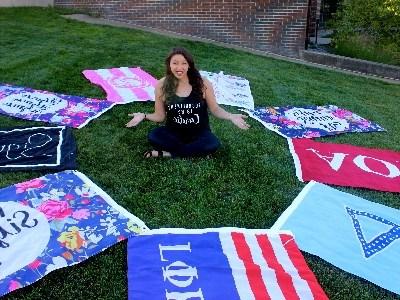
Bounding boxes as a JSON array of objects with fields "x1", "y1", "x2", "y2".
[
  {"x1": 0, "y1": 170, "x2": 148, "y2": 297},
  {"x1": 200, "y1": 70, "x2": 255, "y2": 110},
  {"x1": 127, "y1": 228, "x2": 328, "y2": 300},
  {"x1": 288, "y1": 138, "x2": 400, "y2": 193},
  {"x1": 0, "y1": 84, "x2": 115, "y2": 128},
  {"x1": 272, "y1": 181, "x2": 400, "y2": 294},
  {"x1": 242, "y1": 105, "x2": 384, "y2": 138},
  {"x1": 82, "y1": 67, "x2": 157, "y2": 103},
  {"x1": 0, "y1": 126, "x2": 76, "y2": 171}
]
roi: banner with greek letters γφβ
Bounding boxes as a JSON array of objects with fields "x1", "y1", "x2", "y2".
[
  {"x1": 0, "y1": 126, "x2": 76, "y2": 171},
  {"x1": 288, "y1": 138, "x2": 400, "y2": 192},
  {"x1": 242, "y1": 105, "x2": 384, "y2": 138},
  {"x1": 0, "y1": 170, "x2": 148, "y2": 297},
  {"x1": 0, "y1": 84, "x2": 115, "y2": 128},
  {"x1": 272, "y1": 181, "x2": 400, "y2": 294},
  {"x1": 127, "y1": 228, "x2": 328, "y2": 300},
  {"x1": 83, "y1": 67, "x2": 157, "y2": 103}
]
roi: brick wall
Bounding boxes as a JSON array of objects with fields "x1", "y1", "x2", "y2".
[
  {"x1": 307, "y1": 0, "x2": 322, "y2": 43},
  {"x1": 55, "y1": 0, "x2": 312, "y2": 57}
]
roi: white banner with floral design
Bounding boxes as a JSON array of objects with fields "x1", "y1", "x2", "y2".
[{"x1": 0, "y1": 170, "x2": 148, "y2": 297}]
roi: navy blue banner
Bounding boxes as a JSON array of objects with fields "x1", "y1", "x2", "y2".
[{"x1": 0, "y1": 126, "x2": 76, "y2": 171}]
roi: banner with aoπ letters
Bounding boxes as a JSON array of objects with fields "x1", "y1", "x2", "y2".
[
  {"x1": 288, "y1": 138, "x2": 400, "y2": 192},
  {"x1": 0, "y1": 84, "x2": 116, "y2": 128},
  {"x1": 0, "y1": 126, "x2": 76, "y2": 171},
  {"x1": 272, "y1": 181, "x2": 400, "y2": 295},
  {"x1": 127, "y1": 228, "x2": 328, "y2": 300},
  {"x1": 242, "y1": 105, "x2": 384, "y2": 138},
  {"x1": 0, "y1": 170, "x2": 148, "y2": 297}
]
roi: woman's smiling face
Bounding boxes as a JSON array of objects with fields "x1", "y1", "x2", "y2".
[{"x1": 169, "y1": 54, "x2": 189, "y2": 79}]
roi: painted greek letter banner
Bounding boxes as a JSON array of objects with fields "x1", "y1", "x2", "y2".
[
  {"x1": 127, "y1": 228, "x2": 328, "y2": 300},
  {"x1": 0, "y1": 126, "x2": 76, "y2": 171},
  {"x1": 83, "y1": 67, "x2": 157, "y2": 103},
  {"x1": 0, "y1": 170, "x2": 148, "y2": 297},
  {"x1": 288, "y1": 138, "x2": 400, "y2": 192},
  {"x1": 0, "y1": 84, "x2": 116, "y2": 128},
  {"x1": 272, "y1": 181, "x2": 400, "y2": 295},
  {"x1": 242, "y1": 105, "x2": 384, "y2": 138}
]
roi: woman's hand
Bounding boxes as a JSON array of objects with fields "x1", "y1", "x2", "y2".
[
  {"x1": 126, "y1": 113, "x2": 146, "y2": 127},
  {"x1": 230, "y1": 114, "x2": 250, "y2": 130}
]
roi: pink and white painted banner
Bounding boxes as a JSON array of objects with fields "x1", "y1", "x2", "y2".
[
  {"x1": 128, "y1": 228, "x2": 328, "y2": 300},
  {"x1": 288, "y1": 138, "x2": 400, "y2": 192},
  {"x1": 82, "y1": 67, "x2": 157, "y2": 103}
]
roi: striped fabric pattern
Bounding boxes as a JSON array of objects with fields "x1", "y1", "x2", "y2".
[
  {"x1": 127, "y1": 228, "x2": 328, "y2": 300},
  {"x1": 83, "y1": 67, "x2": 157, "y2": 103}
]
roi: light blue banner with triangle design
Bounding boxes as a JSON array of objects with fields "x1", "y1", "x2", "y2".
[{"x1": 272, "y1": 181, "x2": 400, "y2": 295}]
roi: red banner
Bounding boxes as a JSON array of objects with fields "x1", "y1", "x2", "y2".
[{"x1": 289, "y1": 138, "x2": 400, "y2": 192}]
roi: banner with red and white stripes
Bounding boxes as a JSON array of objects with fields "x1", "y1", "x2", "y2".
[{"x1": 127, "y1": 228, "x2": 328, "y2": 300}]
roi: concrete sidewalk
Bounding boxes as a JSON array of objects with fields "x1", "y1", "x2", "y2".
[{"x1": 63, "y1": 14, "x2": 399, "y2": 85}]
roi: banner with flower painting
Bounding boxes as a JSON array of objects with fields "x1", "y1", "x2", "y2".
[
  {"x1": 242, "y1": 105, "x2": 384, "y2": 138},
  {"x1": 0, "y1": 84, "x2": 116, "y2": 128},
  {"x1": 0, "y1": 170, "x2": 148, "y2": 297}
]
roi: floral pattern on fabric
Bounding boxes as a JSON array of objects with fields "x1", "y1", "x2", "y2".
[
  {"x1": 0, "y1": 84, "x2": 115, "y2": 128},
  {"x1": 243, "y1": 105, "x2": 385, "y2": 138},
  {"x1": 0, "y1": 170, "x2": 148, "y2": 297}
]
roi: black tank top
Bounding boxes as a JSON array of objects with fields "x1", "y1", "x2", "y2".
[{"x1": 165, "y1": 90, "x2": 210, "y2": 134}]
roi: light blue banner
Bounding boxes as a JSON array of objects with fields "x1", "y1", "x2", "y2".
[{"x1": 273, "y1": 181, "x2": 400, "y2": 295}]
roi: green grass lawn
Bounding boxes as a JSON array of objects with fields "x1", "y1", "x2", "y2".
[{"x1": 1, "y1": 7, "x2": 400, "y2": 300}]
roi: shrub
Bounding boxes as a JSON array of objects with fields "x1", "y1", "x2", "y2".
[
  {"x1": 331, "y1": 0, "x2": 400, "y2": 64},
  {"x1": 333, "y1": 0, "x2": 400, "y2": 41},
  {"x1": 333, "y1": 33, "x2": 400, "y2": 66}
]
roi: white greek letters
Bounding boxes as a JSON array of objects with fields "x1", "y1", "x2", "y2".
[
  {"x1": 159, "y1": 242, "x2": 205, "y2": 299},
  {"x1": 306, "y1": 148, "x2": 348, "y2": 171},
  {"x1": 308, "y1": 148, "x2": 400, "y2": 178},
  {"x1": 162, "y1": 261, "x2": 198, "y2": 288},
  {"x1": 159, "y1": 243, "x2": 192, "y2": 261},
  {"x1": 165, "y1": 289, "x2": 205, "y2": 300},
  {"x1": 353, "y1": 155, "x2": 400, "y2": 178}
]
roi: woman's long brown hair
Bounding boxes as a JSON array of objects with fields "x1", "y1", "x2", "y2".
[{"x1": 162, "y1": 47, "x2": 204, "y2": 102}]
